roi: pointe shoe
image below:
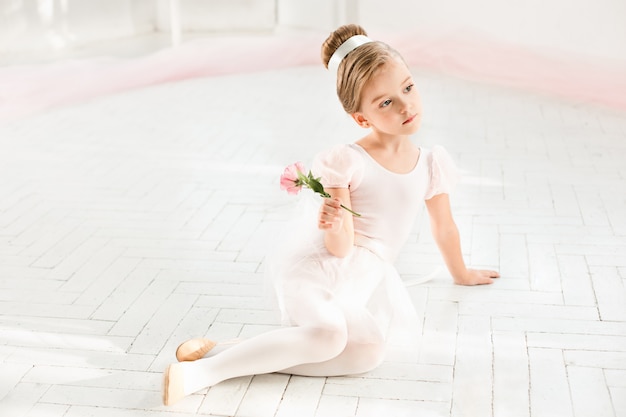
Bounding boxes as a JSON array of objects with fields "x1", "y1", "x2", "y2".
[
  {"x1": 163, "y1": 363, "x2": 184, "y2": 406},
  {"x1": 175, "y1": 338, "x2": 217, "y2": 362}
]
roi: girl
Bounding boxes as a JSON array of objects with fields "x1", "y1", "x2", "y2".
[{"x1": 163, "y1": 24, "x2": 499, "y2": 406}]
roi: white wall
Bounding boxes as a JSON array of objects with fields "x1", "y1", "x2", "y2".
[
  {"x1": 155, "y1": 0, "x2": 275, "y2": 32},
  {"x1": 358, "y1": 0, "x2": 626, "y2": 63},
  {"x1": 0, "y1": 0, "x2": 276, "y2": 61},
  {"x1": 0, "y1": 0, "x2": 153, "y2": 50},
  {"x1": 1, "y1": 0, "x2": 624, "y2": 64},
  {"x1": 277, "y1": 0, "x2": 626, "y2": 63},
  {"x1": 276, "y1": 0, "x2": 358, "y2": 31}
]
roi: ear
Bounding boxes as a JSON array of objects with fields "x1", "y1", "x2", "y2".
[{"x1": 351, "y1": 112, "x2": 370, "y2": 129}]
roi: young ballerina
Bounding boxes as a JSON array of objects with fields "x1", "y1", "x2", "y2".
[{"x1": 162, "y1": 24, "x2": 500, "y2": 406}]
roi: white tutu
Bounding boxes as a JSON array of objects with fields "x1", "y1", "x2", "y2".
[{"x1": 265, "y1": 195, "x2": 420, "y2": 351}]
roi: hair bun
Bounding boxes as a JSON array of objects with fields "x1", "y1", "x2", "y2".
[{"x1": 321, "y1": 24, "x2": 368, "y2": 68}]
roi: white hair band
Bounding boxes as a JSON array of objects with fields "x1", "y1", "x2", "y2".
[{"x1": 327, "y1": 35, "x2": 373, "y2": 73}]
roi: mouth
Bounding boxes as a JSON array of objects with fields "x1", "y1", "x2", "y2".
[{"x1": 403, "y1": 114, "x2": 417, "y2": 125}]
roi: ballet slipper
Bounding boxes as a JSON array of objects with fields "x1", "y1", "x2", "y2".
[
  {"x1": 163, "y1": 363, "x2": 184, "y2": 406},
  {"x1": 175, "y1": 338, "x2": 217, "y2": 362}
]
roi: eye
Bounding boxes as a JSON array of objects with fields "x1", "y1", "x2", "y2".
[
  {"x1": 404, "y1": 84, "x2": 414, "y2": 93},
  {"x1": 380, "y1": 99, "x2": 392, "y2": 108}
]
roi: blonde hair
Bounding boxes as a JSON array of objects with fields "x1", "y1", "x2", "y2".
[{"x1": 321, "y1": 24, "x2": 402, "y2": 114}]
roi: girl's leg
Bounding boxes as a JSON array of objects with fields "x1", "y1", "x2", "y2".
[
  {"x1": 279, "y1": 340, "x2": 386, "y2": 377},
  {"x1": 178, "y1": 291, "x2": 348, "y2": 395}
]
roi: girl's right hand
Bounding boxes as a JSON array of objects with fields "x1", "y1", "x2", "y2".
[{"x1": 318, "y1": 197, "x2": 344, "y2": 233}]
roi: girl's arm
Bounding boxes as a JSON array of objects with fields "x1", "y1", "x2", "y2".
[
  {"x1": 425, "y1": 193, "x2": 499, "y2": 285},
  {"x1": 318, "y1": 187, "x2": 354, "y2": 258}
]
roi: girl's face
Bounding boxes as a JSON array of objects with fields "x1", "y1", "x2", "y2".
[{"x1": 352, "y1": 57, "x2": 422, "y2": 137}]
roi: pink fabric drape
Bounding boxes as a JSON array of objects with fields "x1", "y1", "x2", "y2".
[{"x1": 1, "y1": 32, "x2": 624, "y2": 123}]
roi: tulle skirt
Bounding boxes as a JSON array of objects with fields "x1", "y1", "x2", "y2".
[{"x1": 266, "y1": 196, "x2": 420, "y2": 353}]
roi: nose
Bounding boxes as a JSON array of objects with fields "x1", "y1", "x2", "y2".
[{"x1": 398, "y1": 97, "x2": 410, "y2": 114}]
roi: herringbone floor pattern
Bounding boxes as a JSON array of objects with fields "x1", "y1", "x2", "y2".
[{"x1": 1, "y1": 64, "x2": 625, "y2": 417}]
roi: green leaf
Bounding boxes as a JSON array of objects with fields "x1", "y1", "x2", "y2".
[{"x1": 308, "y1": 177, "x2": 327, "y2": 195}]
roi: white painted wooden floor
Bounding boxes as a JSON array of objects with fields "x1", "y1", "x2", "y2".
[{"x1": 1, "y1": 59, "x2": 625, "y2": 417}]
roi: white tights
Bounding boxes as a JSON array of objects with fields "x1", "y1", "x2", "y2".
[{"x1": 180, "y1": 290, "x2": 386, "y2": 395}]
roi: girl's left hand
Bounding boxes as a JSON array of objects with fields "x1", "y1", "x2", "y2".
[
  {"x1": 454, "y1": 269, "x2": 500, "y2": 286},
  {"x1": 318, "y1": 197, "x2": 344, "y2": 233}
]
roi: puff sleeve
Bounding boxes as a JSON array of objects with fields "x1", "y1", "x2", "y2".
[
  {"x1": 312, "y1": 144, "x2": 364, "y2": 190},
  {"x1": 424, "y1": 145, "x2": 460, "y2": 200}
]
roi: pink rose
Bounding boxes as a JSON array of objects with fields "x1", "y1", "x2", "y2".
[
  {"x1": 279, "y1": 161, "x2": 361, "y2": 217},
  {"x1": 280, "y1": 161, "x2": 306, "y2": 195}
]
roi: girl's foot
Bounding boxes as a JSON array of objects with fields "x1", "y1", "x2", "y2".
[
  {"x1": 175, "y1": 338, "x2": 216, "y2": 362},
  {"x1": 163, "y1": 363, "x2": 185, "y2": 406}
]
